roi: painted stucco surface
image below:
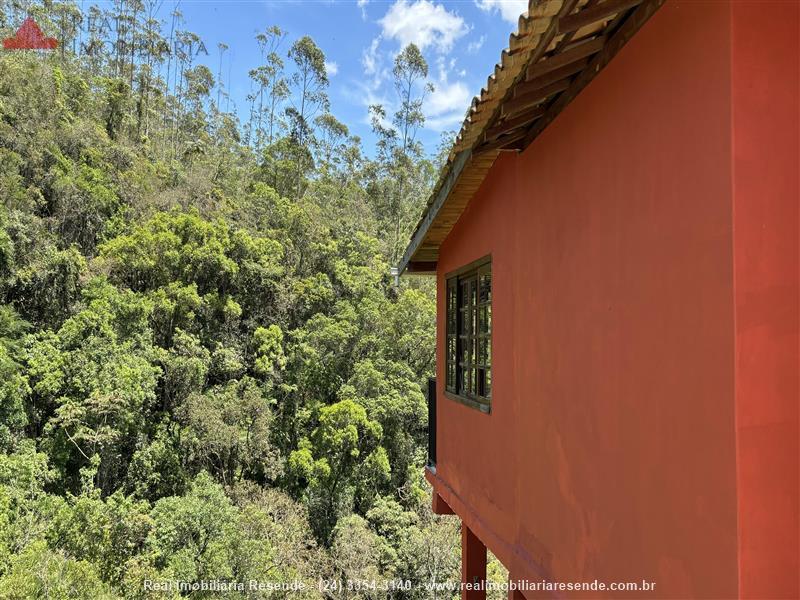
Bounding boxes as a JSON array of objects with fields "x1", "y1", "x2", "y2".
[
  {"x1": 731, "y1": 2, "x2": 799, "y2": 597},
  {"x1": 432, "y1": 1, "x2": 798, "y2": 597}
]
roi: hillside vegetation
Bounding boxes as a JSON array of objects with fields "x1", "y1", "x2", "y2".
[{"x1": 0, "y1": 1, "x2": 504, "y2": 597}]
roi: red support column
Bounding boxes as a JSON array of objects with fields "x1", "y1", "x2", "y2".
[
  {"x1": 461, "y1": 525, "x2": 486, "y2": 600},
  {"x1": 508, "y1": 586, "x2": 526, "y2": 600}
]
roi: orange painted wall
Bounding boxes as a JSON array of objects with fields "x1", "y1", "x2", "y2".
[
  {"x1": 433, "y1": 1, "x2": 798, "y2": 597},
  {"x1": 731, "y1": 2, "x2": 800, "y2": 598}
]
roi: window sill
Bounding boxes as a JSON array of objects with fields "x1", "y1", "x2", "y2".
[{"x1": 444, "y1": 391, "x2": 491, "y2": 414}]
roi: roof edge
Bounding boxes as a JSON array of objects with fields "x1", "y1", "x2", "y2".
[
  {"x1": 398, "y1": 148, "x2": 472, "y2": 274},
  {"x1": 398, "y1": 0, "x2": 666, "y2": 274}
]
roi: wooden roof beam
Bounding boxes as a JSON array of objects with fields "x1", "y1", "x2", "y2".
[
  {"x1": 503, "y1": 79, "x2": 570, "y2": 116},
  {"x1": 406, "y1": 261, "x2": 437, "y2": 274},
  {"x1": 485, "y1": 106, "x2": 546, "y2": 140},
  {"x1": 525, "y1": 36, "x2": 605, "y2": 80},
  {"x1": 558, "y1": 0, "x2": 644, "y2": 33},
  {"x1": 471, "y1": 0, "x2": 581, "y2": 145},
  {"x1": 522, "y1": 0, "x2": 665, "y2": 149},
  {"x1": 516, "y1": 58, "x2": 589, "y2": 95},
  {"x1": 475, "y1": 129, "x2": 527, "y2": 154},
  {"x1": 554, "y1": 0, "x2": 600, "y2": 51}
]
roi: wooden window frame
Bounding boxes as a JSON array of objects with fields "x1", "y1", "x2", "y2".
[{"x1": 444, "y1": 255, "x2": 491, "y2": 414}]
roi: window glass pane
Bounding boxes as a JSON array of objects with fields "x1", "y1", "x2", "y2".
[
  {"x1": 479, "y1": 338, "x2": 488, "y2": 364},
  {"x1": 477, "y1": 368, "x2": 486, "y2": 397},
  {"x1": 479, "y1": 305, "x2": 489, "y2": 334},
  {"x1": 448, "y1": 260, "x2": 490, "y2": 404},
  {"x1": 480, "y1": 272, "x2": 491, "y2": 303}
]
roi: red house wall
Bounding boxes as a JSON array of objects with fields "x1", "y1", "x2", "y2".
[
  {"x1": 731, "y1": 2, "x2": 799, "y2": 597},
  {"x1": 431, "y1": 1, "x2": 798, "y2": 597}
]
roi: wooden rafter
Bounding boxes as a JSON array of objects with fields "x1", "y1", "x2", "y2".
[
  {"x1": 525, "y1": 36, "x2": 605, "y2": 81},
  {"x1": 503, "y1": 79, "x2": 570, "y2": 116},
  {"x1": 558, "y1": 0, "x2": 644, "y2": 33},
  {"x1": 406, "y1": 261, "x2": 437, "y2": 274},
  {"x1": 477, "y1": 129, "x2": 528, "y2": 153},
  {"x1": 485, "y1": 106, "x2": 546, "y2": 141},
  {"x1": 523, "y1": 56, "x2": 590, "y2": 90},
  {"x1": 471, "y1": 0, "x2": 581, "y2": 155},
  {"x1": 479, "y1": 0, "x2": 662, "y2": 154},
  {"x1": 521, "y1": 0, "x2": 665, "y2": 149},
  {"x1": 553, "y1": 0, "x2": 600, "y2": 51}
]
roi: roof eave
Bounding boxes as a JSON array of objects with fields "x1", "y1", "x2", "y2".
[
  {"x1": 398, "y1": 148, "x2": 472, "y2": 275},
  {"x1": 398, "y1": 0, "x2": 666, "y2": 276}
]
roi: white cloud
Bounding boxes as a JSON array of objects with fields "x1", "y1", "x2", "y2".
[
  {"x1": 325, "y1": 61, "x2": 339, "y2": 76},
  {"x1": 467, "y1": 34, "x2": 486, "y2": 54},
  {"x1": 356, "y1": 18, "x2": 471, "y2": 133},
  {"x1": 475, "y1": 0, "x2": 528, "y2": 23},
  {"x1": 361, "y1": 37, "x2": 381, "y2": 76},
  {"x1": 350, "y1": 40, "x2": 392, "y2": 127},
  {"x1": 357, "y1": 0, "x2": 369, "y2": 19},
  {"x1": 425, "y1": 79, "x2": 471, "y2": 130},
  {"x1": 379, "y1": 0, "x2": 468, "y2": 53}
]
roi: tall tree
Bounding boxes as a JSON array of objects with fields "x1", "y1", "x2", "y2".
[
  {"x1": 370, "y1": 43, "x2": 433, "y2": 263},
  {"x1": 287, "y1": 35, "x2": 329, "y2": 195},
  {"x1": 393, "y1": 44, "x2": 431, "y2": 157},
  {"x1": 215, "y1": 41, "x2": 228, "y2": 110}
]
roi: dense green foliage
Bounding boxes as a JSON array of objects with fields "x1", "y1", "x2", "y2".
[{"x1": 0, "y1": 1, "x2": 512, "y2": 597}]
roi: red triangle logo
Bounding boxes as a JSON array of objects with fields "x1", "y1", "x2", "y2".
[{"x1": 3, "y1": 17, "x2": 58, "y2": 50}]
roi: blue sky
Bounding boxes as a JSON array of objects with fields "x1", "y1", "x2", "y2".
[{"x1": 174, "y1": 0, "x2": 528, "y2": 156}]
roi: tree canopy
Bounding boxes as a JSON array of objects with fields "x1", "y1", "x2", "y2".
[{"x1": 0, "y1": 0, "x2": 512, "y2": 597}]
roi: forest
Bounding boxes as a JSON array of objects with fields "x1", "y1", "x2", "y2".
[{"x1": 0, "y1": 0, "x2": 509, "y2": 597}]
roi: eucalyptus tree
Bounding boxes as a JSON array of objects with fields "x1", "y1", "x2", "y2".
[
  {"x1": 216, "y1": 41, "x2": 228, "y2": 110},
  {"x1": 393, "y1": 44, "x2": 431, "y2": 158},
  {"x1": 50, "y1": 0, "x2": 83, "y2": 62},
  {"x1": 163, "y1": 3, "x2": 181, "y2": 95},
  {"x1": 136, "y1": 1, "x2": 170, "y2": 138},
  {"x1": 250, "y1": 26, "x2": 288, "y2": 149},
  {"x1": 314, "y1": 112, "x2": 349, "y2": 177},
  {"x1": 109, "y1": 0, "x2": 130, "y2": 78},
  {"x1": 171, "y1": 29, "x2": 204, "y2": 156},
  {"x1": 370, "y1": 43, "x2": 434, "y2": 263},
  {"x1": 82, "y1": 5, "x2": 111, "y2": 75},
  {"x1": 125, "y1": 0, "x2": 145, "y2": 91},
  {"x1": 287, "y1": 35, "x2": 329, "y2": 195},
  {"x1": 287, "y1": 35, "x2": 328, "y2": 146}
]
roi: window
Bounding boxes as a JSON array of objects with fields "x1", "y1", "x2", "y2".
[{"x1": 445, "y1": 257, "x2": 491, "y2": 412}]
